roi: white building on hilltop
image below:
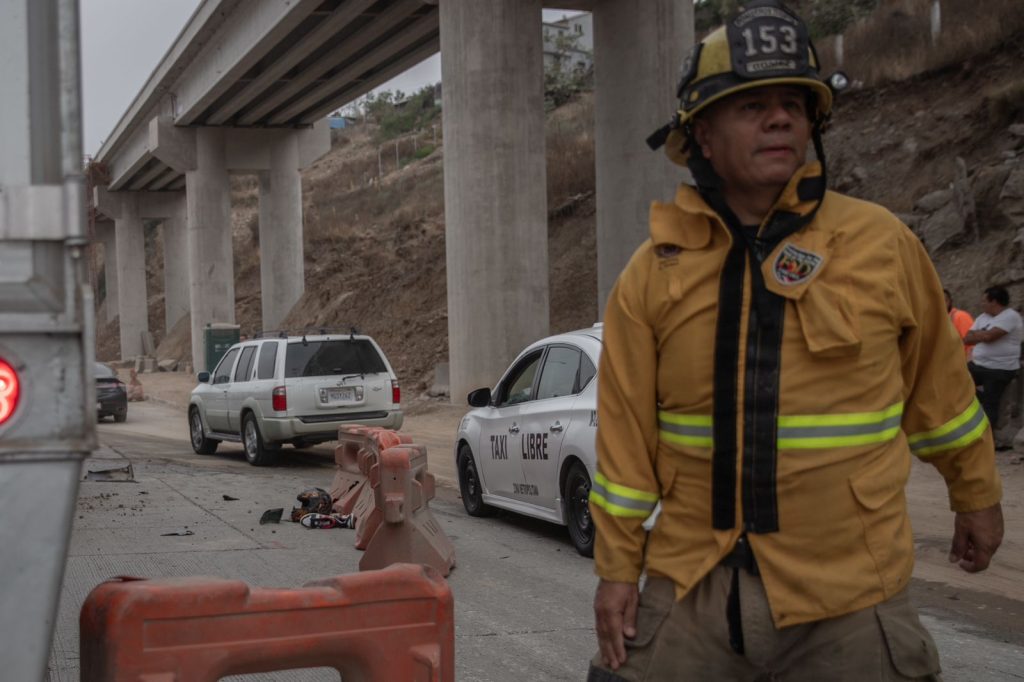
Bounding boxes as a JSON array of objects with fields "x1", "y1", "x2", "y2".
[{"x1": 543, "y1": 12, "x2": 593, "y2": 73}]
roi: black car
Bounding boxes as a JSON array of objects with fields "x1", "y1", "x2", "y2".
[{"x1": 95, "y1": 362, "x2": 127, "y2": 422}]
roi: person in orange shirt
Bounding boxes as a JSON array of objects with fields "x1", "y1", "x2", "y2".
[{"x1": 946, "y1": 289, "x2": 975, "y2": 358}]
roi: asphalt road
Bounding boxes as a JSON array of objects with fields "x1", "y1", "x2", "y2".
[{"x1": 46, "y1": 400, "x2": 1024, "y2": 681}]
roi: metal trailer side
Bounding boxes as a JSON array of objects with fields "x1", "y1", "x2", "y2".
[{"x1": 0, "y1": 0, "x2": 94, "y2": 679}]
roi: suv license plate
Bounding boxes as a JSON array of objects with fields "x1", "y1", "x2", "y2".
[{"x1": 322, "y1": 387, "x2": 356, "y2": 403}]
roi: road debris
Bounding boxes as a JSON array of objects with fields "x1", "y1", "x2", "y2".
[
  {"x1": 222, "y1": 494, "x2": 239, "y2": 501},
  {"x1": 299, "y1": 513, "x2": 355, "y2": 529},
  {"x1": 83, "y1": 463, "x2": 135, "y2": 482},
  {"x1": 259, "y1": 508, "x2": 284, "y2": 525},
  {"x1": 160, "y1": 529, "x2": 194, "y2": 537}
]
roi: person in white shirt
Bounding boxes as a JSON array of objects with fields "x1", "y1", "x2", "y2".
[{"x1": 965, "y1": 285, "x2": 1023, "y2": 428}]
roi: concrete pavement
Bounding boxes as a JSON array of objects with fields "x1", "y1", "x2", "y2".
[{"x1": 47, "y1": 397, "x2": 1024, "y2": 680}]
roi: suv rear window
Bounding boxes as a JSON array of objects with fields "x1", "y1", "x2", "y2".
[{"x1": 285, "y1": 340, "x2": 387, "y2": 378}]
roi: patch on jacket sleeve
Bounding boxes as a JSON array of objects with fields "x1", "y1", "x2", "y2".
[
  {"x1": 655, "y1": 243, "x2": 682, "y2": 265},
  {"x1": 772, "y1": 243, "x2": 823, "y2": 285}
]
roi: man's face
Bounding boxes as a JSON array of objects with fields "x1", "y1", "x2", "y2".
[
  {"x1": 981, "y1": 294, "x2": 998, "y2": 316},
  {"x1": 694, "y1": 85, "x2": 812, "y2": 197}
]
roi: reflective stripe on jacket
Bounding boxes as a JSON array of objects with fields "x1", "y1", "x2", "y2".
[{"x1": 591, "y1": 163, "x2": 1002, "y2": 627}]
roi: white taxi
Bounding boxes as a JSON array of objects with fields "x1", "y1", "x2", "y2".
[{"x1": 455, "y1": 325, "x2": 602, "y2": 556}]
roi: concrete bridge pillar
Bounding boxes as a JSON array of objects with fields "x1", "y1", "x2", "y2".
[
  {"x1": 440, "y1": 0, "x2": 549, "y2": 401},
  {"x1": 186, "y1": 128, "x2": 235, "y2": 372},
  {"x1": 593, "y1": 0, "x2": 691, "y2": 312},
  {"x1": 112, "y1": 196, "x2": 148, "y2": 359},
  {"x1": 162, "y1": 208, "x2": 190, "y2": 333},
  {"x1": 258, "y1": 131, "x2": 304, "y2": 331},
  {"x1": 96, "y1": 221, "x2": 119, "y2": 323}
]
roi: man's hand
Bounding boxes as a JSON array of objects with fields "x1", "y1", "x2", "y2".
[
  {"x1": 949, "y1": 503, "x2": 1004, "y2": 573},
  {"x1": 594, "y1": 579, "x2": 639, "y2": 670}
]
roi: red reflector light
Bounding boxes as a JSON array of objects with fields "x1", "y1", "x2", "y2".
[
  {"x1": 0, "y1": 359, "x2": 20, "y2": 425},
  {"x1": 391, "y1": 380, "x2": 400, "y2": 405},
  {"x1": 272, "y1": 386, "x2": 287, "y2": 411}
]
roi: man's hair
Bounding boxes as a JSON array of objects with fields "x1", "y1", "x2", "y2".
[{"x1": 984, "y1": 286, "x2": 1010, "y2": 306}]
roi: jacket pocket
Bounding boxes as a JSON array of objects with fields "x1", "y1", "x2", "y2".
[
  {"x1": 875, "y1": 593, "x2": 942, "y2": 679},
  {"x1": 762, "y1": 234, "x2": 862, "y2": 358},
  {"x1": 849, "y1": 464, "x2": 910, "y2": 594},
  {"x1": 626, "y1": 577, "x2": 675, "y2": 650},
  {"x1": 792, "y1": 279, "x2": 862, "y2": 358}
]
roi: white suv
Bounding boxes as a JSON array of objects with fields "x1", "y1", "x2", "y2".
[{"x1": 188, "y1": 333, "x2": 403, "y2": 465}]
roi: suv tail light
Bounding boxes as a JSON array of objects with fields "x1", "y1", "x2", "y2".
[
  {"x1": 391, "y1": 380, "x2": 400, "y2": 405},
  {"x1": 272, "y1": 386, "x2": 287, "y2": 411},
  {"x1": 0, "y1": 359, "x2": 20, "y2": 425}
]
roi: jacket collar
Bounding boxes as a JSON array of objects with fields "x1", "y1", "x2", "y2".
[{"x1": 652, "y1": 162, "x2": 825, "y2": 249}]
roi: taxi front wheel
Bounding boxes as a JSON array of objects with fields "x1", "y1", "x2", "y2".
[
  {"x1": 458, "y1": 444, "x2": 493, "y2": 517},
  {"x1": 565, "y1": 461, "x2": 595, "y2": 557}
]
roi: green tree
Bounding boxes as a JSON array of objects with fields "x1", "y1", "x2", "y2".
[
  {"x1": 364, "y1": 85, "x2": 441, "y2": 142},
  {"x1": 543, "y1": 29, "x2": 593, "y2": 110}
]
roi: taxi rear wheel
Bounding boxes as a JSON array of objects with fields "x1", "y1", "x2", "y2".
[
  {"x1": 458, "y1": 445, "x2": 493, "y2": 517},
  {"x1": 565, "y1": 461, "x2": 594, "y2": 557}
]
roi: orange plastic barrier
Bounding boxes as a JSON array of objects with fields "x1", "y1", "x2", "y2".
[
  {"x1": 359, "y1": 444, "x2": 456, "y2": 577},
  {"x1": 328, "y1": 426, "x2": 455, "y2": 577},
  {"x1": 79, "y1": 563, "x2": 454, "y2": 682},
  {"x1": 331, "y1": 426, "x2": 410, "y2": 515}
]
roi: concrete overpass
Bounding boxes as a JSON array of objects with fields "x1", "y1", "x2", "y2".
[{"x1": 92, "y1": 0, "x2": 692, "y2": 398}]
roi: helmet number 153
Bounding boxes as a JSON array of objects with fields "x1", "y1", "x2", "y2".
[{"x1": 742, "y1": 25, "x2": 799, "y2": 57}]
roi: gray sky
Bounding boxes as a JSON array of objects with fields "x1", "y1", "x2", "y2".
[{"x1": 81, "y1": 2, "x2": 581, "y2": 154}]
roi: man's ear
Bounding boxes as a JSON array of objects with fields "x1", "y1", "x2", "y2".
[{"x1": 693, "y1": 117, "x2": 712, "y2": 160}]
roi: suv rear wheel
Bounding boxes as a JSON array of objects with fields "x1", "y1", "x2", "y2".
[
  {"x1": 189, "y1": 408, "x2": 219, "y2": 455},
  {"x1": 242, "y1": 412, "x2": 279, "y2": 466}
]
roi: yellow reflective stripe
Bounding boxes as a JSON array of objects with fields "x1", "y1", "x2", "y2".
[
  {"x1": 657, "y1": 412, "x2": 713, "y2": 427},
  {"x1": 658, "y1": 402, "x2": 910, "y2": 450},
  {"x1": 588, "y1": 490, "x2": 653, "y2": 518},
  {"x1": 593, "y1": 472, "x2": 659, "y2": 503},
  {"x1": 777, "y1": 402, "x2": 903, "y2": 449},
  {"x1": 908, "y1": 398, "x2": 989, "y2": 457},
  {"x1": 777, "y1": 427, "x2": 902, "y2": 450},
  {"x1": 659, "y1": 430, "x2": 714, "y2": 448},
  {"x1": 777, "y1": 402, "x2": 904, "y2": 428},
  {"x1": 658, "y1": 411, "x2": 714, "y2": 448}
]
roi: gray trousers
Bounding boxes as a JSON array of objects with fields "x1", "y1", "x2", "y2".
[{"x1": 587, "y1": 564, "x2": 942, "y2": 681}]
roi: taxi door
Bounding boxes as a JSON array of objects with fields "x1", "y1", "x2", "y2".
[
  {"x1": 519, "y1": 345, "x2": 581, "y2": 511},
  {"x1": 473, "y1": 349, "x2": 542, "y2": 501}
]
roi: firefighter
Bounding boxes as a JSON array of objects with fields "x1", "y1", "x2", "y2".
[{"x1": 586, "y1": 2, "x2": 1003, "y2": 680}]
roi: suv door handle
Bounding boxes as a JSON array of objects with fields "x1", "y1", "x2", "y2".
[
  {"x1": 549, "y1": 421, "x2": 563, "y2": 433},
  {"x1": 508, "y1": 423, "x2": 520, "y2": 434}
]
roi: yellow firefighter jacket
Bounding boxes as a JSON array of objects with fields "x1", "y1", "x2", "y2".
[{"x1": 590, "y1": 162, "x2": 1002, "y2": 628}]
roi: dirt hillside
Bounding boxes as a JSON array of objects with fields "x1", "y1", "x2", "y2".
[{"x1": 96, "y1": 38, "x2": 1024, "y2": 399}]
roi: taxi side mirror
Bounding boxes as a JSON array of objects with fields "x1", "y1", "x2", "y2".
[{"x1": 467, "y1": 388, "x2": 491, "y2": 408}]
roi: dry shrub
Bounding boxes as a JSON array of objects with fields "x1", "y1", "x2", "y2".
[
  {"x1": 546, "y1": 93, "x2": 595, "y2": 207},
  {"x1": 827, "y1": 0, "x2": 1024, "y2": 86}
]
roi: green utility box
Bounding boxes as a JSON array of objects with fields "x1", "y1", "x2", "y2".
[{"x1": 204, "y1": 323, "x2": 240, "y2": 373}]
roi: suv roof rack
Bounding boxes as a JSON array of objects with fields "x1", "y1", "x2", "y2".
[{"x1": 252, "y1": 326, "x2": 361, "y2": 340}]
